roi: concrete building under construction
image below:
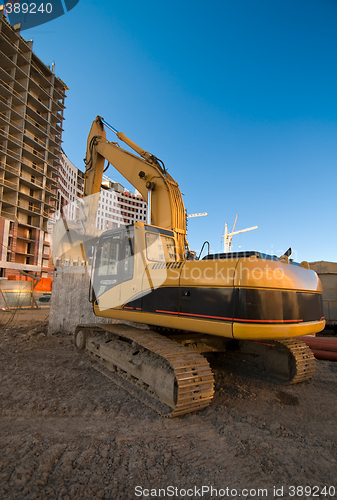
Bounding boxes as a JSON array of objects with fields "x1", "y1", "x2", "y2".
[{"x1": 0, "y1": 14, "x2": 67, "y2": 278}]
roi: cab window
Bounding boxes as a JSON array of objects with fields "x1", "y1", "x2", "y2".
[
  {"x1": 145, "y1": 232, "x2": 176, "y2": 262},
  {"x1": 98, "y1": 232, "x2": 121, "y2": 277},
  {"x1": 93, "y1": 227, "x2": 134, "y2": 299}
]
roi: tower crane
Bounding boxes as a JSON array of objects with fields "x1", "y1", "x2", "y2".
[{"x1": 221, "y1": 214, "x2": 258, "y2": 252}]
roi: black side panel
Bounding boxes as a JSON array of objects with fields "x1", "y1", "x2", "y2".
[
  {"x1": 141, "y1": 287, "x2": 179, "y2": 314},
  {"x1": 180, "y1": 287, "x2": 234, "y2": 320},
  {"x1": 282, "y1": 291, "x2": 300, "y2": 320},
  {"x1": 123, "y1": 297, "x2": 142, "y2": 310},
  {"x1": 124, "y1": 287, "x2": 234, "y2": 321},
  {"x1": 122, "y1": 287, "x2": 323, "y2": 324},
  {"x1": 237, "y1": 289, "x2": 323, "y2": 323},
  {"x1": 239, "y1": 289, "x2": 286, "y2": 321},
  {"x1": 298, "y1": 292, "x2": 323, "y2": 322}
]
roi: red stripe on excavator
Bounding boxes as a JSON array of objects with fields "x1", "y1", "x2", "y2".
[
  {"x1": 155, "y1": 309, "x2": 304, "y2": 323},
  {"x1": 156, "y1": 310, "x2": 233, "y2": 321}
]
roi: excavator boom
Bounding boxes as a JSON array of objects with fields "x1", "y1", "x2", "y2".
[{"x1": 84, "y1": 116, "x2": 187, "y2": 258}]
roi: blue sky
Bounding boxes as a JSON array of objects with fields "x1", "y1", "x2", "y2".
[{"x1": 14, "y1": 0, "x2": 337, "y2": 262}]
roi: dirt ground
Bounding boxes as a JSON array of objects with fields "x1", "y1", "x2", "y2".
[{"x1": 0, "y1": 309, "x2": 336, "y2": 500}]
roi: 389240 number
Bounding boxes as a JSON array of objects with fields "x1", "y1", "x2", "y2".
[
  {"x1": 4, "y1": 3, "x2": 53, "y2": 15},
  {"x1": 288, "y1": 485, "x2": 336, "y2": 497}
]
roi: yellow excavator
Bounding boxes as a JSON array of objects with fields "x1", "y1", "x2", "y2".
[{"x1": 58, "y1": 116, "x2": 325, "y2": 417}]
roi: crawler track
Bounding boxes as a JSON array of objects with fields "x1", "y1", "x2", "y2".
[
  {"x1": 275, "y1": 339, "x2": 316, "y2": 384},
  {"x1": 75, "y1": 324, "x2": 315, "y2": 417},
  {"x1": 159, "y1": 330, "x2": 316, "y2": 384},
  {"x1": 223, "y1": 338, "x2": 316, "y2": 384},
  {"x1": 75, "y1": 324, "x2": 215, "y2": 417}
]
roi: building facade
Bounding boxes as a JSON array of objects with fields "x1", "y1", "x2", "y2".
[
  {"x1": 58, "y1": 149, "x2": 84, "y2": 221},
  {"x1": 0, "y1": 14, "x2": 67, "y2": 278},
  {"x1": 97, "y1": 176, "x2": 147, "y2": 231},
  {"x1": 55, "y1": 152, "x2": 147, "y2": 232}
]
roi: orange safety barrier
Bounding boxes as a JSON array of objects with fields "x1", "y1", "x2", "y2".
[{"x1": 5, "y1": 276, "x2": 52, "y2": 291}]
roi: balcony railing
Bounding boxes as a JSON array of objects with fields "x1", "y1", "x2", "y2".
[
  {"x1": 24, "y1": 128, "x2": 46, "y2": 147},
  {"x1": 0, "y1": 77, "x2": 26, "y2": 103},
  {"x1": 0, "y1": 177, "x2": 18, "y2": 189},
  {"x1": 20, "y1": 172, "x2": 43, "y2": 187},
  {"x1": 0, "y1": 161, "x2": 19, "y2": 175},
  {"x1": 24, "y1": 113, "x2": 48, "y2": 134},
  {"x1": 0, "y1": 209, "x2": 16, "y2": 218},
  {"x1": 29, "y1": 74, "x2": 53, "y2": 99},
  {"x1": 22, "y1": 142, "x2": 45, "y2": 161},
  {"x1": 18, "y1": 200, "x2": 41, "y2": 214},
  {"x1": 0, "y1": 30, "x2": 31, "y2": 63},
  {"x1": 21, "y1": 157, "x2": 44, "y2": 174},
  {"x1": 1, "y1": 130, "x2": 23, "y2": 148},
  {"x1": 28, "y1": 90, "x2": 50, "y2": 114}
]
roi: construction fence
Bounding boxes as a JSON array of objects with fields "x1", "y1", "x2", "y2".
[{"x1": 0, "y1": 277, "x2": 52, "y2": 309}]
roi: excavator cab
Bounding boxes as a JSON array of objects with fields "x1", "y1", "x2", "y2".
[
  {"x1": 91, "y1": 225, "x2": 135, "y2": 302},
  {"x1": 91, "y1": 223, "x2": 178, "y2": 312},
  {"x1": 91, "y1": 226, "x2": 135, "y2": 303}
]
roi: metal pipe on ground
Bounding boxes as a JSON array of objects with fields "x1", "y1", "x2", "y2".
[
  {"x1": 311, "y1": 350, "x2": 337, "y2": 361},
  {"x1": 296, "y1": 337, "x2": 337, "y2": 361},
  {"x1": 296, "y1": 337, "x2": 337, "y2": 351}
]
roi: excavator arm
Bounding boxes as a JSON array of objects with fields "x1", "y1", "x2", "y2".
[{"x1": 84, "y1": 116, "x2": 188, "y2": 258}]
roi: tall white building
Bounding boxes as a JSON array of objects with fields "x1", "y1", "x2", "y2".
[
  {"x1": 97, "y1": 177, "x2": 147, "y2": 231},
  {"x1": 57, "y1": 154, "x2": 147, "y2": 231},
  {"x1": 58, "y1": 149, "x2": 84, "y2": 221}
]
